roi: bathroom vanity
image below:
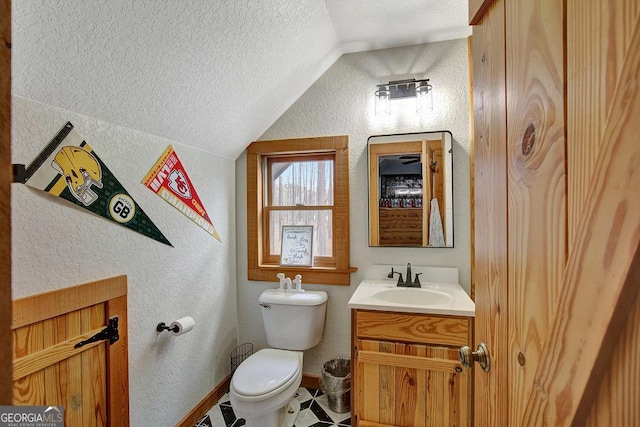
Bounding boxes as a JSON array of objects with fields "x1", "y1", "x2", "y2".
[
  {"x1": 351, "y1": 310, "x2": 471, "y2": 426},
  {"x1": 348, "y1": 272, "x2": 474, "y2": 426}
]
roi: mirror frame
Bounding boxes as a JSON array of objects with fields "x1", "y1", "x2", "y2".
[{"x1": 367, "y1": 131, "x2": 454, "y2": 248}]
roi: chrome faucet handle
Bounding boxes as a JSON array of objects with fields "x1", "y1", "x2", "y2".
[{"x1": 387, "y1": 268, "x2": 395, "y2": 279}]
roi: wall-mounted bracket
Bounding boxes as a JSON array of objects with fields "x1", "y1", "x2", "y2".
[
  {"x1": 13, "y1": 164, "x2": 26, "y2": 183},
  {"x1": 12, "y1": 121, "x2": 74, "y2": 184},
  {"x1": 156, "y1": 322, "x2": 179, "y2": 333}
]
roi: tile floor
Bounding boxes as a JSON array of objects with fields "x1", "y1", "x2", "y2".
[{"x1": 195, "y1": 387, "x2": 351, "y2": 427}]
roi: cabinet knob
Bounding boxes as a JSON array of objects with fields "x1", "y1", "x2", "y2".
[{"x1": 459, "y1": 343, "x2": 491, "y2": 372}]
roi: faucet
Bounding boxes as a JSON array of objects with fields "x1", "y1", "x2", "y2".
[{"x1": 392, "y1": 263, "x2": 421, "y2": 287}]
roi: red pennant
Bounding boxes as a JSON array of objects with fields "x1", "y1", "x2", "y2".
[{"x1": 143, "y1": 146, "x2": 221, "y2": 241}]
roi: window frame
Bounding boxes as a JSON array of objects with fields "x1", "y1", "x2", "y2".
[{"x1": 247, "y1": 136, "x2": 354, "y2": 285}]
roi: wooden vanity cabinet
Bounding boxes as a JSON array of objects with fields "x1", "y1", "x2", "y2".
[{"x1": 351, "y1": 310, "x2": 472, "y2": 426}]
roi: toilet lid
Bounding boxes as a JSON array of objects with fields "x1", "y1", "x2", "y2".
[{"x1": 232, "y1": 349, "x2": 301, "y2": 396}]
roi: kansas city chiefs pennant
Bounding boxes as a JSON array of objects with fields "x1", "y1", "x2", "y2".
[
  {"x1": 142, "y1": 145, "x2": 221, "y2": 241},
  {"x1": 22, "y1": 122, "x2": 172, "y2": 246}
]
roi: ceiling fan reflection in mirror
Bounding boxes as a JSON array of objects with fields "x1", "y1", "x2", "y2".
[{"x1": 399, "y1": 154, "x2": 421, "y2": 164}]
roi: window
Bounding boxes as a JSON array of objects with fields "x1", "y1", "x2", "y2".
[
  {"x1": 247, "y1": 136, "x2": 354, "y2": 285},
  {"x1": 265, "y1": 154, "x2": 334, "y2": 265}
]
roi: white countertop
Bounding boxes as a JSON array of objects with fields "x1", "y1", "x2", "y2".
[{"x1": 348, "y1": 278, "x2": 475, "y2": 317}]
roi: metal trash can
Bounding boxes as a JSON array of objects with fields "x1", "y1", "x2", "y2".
[
  {"x1": 230, "y1": 343, "x2": 253, "y2": 374},
  {"x1": 320, "y1": 358, "x2": 351, "y2": 413}
]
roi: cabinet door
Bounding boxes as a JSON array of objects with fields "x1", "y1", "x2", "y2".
[{"x1": 355, "y1": 339, "x2": 470, "y2": 427}]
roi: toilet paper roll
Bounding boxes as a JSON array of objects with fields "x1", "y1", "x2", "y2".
[{"x1": 170, "y1": 316, "x2": 195, "y2": 336}]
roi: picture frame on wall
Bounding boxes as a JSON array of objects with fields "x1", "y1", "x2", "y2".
[{"x1": 280, "y1": 225, "x2": 314, "y2": 267}]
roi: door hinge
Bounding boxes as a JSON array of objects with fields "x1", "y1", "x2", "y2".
[
  {"x1": 354, "y1": 346, "x2": 358, "y2": 360},
  {"x1": 74, "y1": 317, "x2": 120, "y2": 348}
]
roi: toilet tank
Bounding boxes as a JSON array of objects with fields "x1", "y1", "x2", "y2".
[{"x1": 259, "y1": 289, "x2": 328, "y2": 350}]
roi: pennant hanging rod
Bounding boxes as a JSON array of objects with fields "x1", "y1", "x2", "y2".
[{"x1": 13, "y1": 122, "x2": 75, "y2": 184}]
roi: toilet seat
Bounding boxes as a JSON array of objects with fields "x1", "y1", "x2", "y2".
[{"x1": 231, "y1": 349, "x2": 302, "y2": 401}]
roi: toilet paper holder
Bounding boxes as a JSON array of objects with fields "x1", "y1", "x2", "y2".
[
  {"x1": 155, "y1": 316, "x2": 195, "y2": 336},
  {"x1": 156, "y1": 322, "x2": 179, "y2": 333}
]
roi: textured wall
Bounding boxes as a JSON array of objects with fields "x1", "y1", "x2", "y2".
[
  {"x1": 12, "y1": 96, "x2": 237, "y2": 426},
  {"x1": 11, "y1": 0, "x2": 341, "y2": 158},
  {"x1": 236, "y1": 39, "x2": 471, "y2": 377}
]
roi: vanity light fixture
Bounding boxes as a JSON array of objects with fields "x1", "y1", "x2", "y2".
[{"x1": 375, "y1": 78, "x2": 433, "y2": 116}]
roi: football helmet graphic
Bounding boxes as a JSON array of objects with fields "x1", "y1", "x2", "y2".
[{"x1": 52, "y1": 146, "x2": 104, "y2": 206}]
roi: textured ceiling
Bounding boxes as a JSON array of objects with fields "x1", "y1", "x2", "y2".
[
  {"x1": 12, "y1": 1, "x2": 470, "y2": 159},
  {"x1": 327, "y1": 0, "x2": 471, "y2": 53}
]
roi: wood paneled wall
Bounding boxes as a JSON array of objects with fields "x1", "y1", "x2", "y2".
[{"x1": 0, "y1": 0, "x2": 11, "y2": 405}]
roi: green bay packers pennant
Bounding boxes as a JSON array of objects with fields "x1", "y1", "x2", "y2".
[
  {"x1": 22, "y1": 122, "x2": 172, "y2": 246},
  {"x1": 142, "y1": 145, "x2": 221, "y2": 241}
]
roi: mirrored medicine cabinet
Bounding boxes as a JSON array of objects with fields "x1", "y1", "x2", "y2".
[{"x1": 368, "y1": 131, "x2": 453, "y2": 248}]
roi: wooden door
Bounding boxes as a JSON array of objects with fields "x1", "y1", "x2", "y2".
[
  {"x1": 368, "y1": 141, "x2": 425, "y2": 247},
  {"x1": 1, "y1": 0, "x2": 12, "y2": 404},
  {"x1": 471, "y1": 0, "x2": 640, "y2": 424},
  {"x1": 12, "y1": 276, "x2": 130, "y2": 426},
  {"x1": 426, "y1": 139, "x2": 446, "y2": 235},
  {"x1": 470, "y1": 0, "x2": 508, "y2": 425},
  {"x1": 567, "y1": 0, "x2": 640, "y2": 423},
  {"x1": 505, "y1": 0, "x2": 566, "y2": 422},
  {"x1": 471, "y1": 0, "x2": 568, "y2": 422}
]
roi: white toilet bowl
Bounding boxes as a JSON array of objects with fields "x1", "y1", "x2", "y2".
[{"x1": 229, "y1": 348, "x2": 303, "y2": 427}]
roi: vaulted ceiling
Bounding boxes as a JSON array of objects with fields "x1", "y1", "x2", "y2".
[{"x1": 12, "y1": 1, "x2": 470, "y2": 158}]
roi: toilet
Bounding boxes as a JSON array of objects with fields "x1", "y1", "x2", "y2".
[{"x1": 229, "y1": 288, "x2": 328, "y2": 427}]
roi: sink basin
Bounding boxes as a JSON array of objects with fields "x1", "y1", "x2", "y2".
[
  {"x1": 347, "y1": 277, "x2": 475, "y2": 316},
  {"x1": 370, "y1": 288, "x2": 453, "y2": 306}
]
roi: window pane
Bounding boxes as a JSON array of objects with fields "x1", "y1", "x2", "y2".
[
  {"x1": 269, "y1": 159, "x2": 334, "y2": 206},
  {"x1": 269, "y1": 210, "x2": 333, "y2": 257}
]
